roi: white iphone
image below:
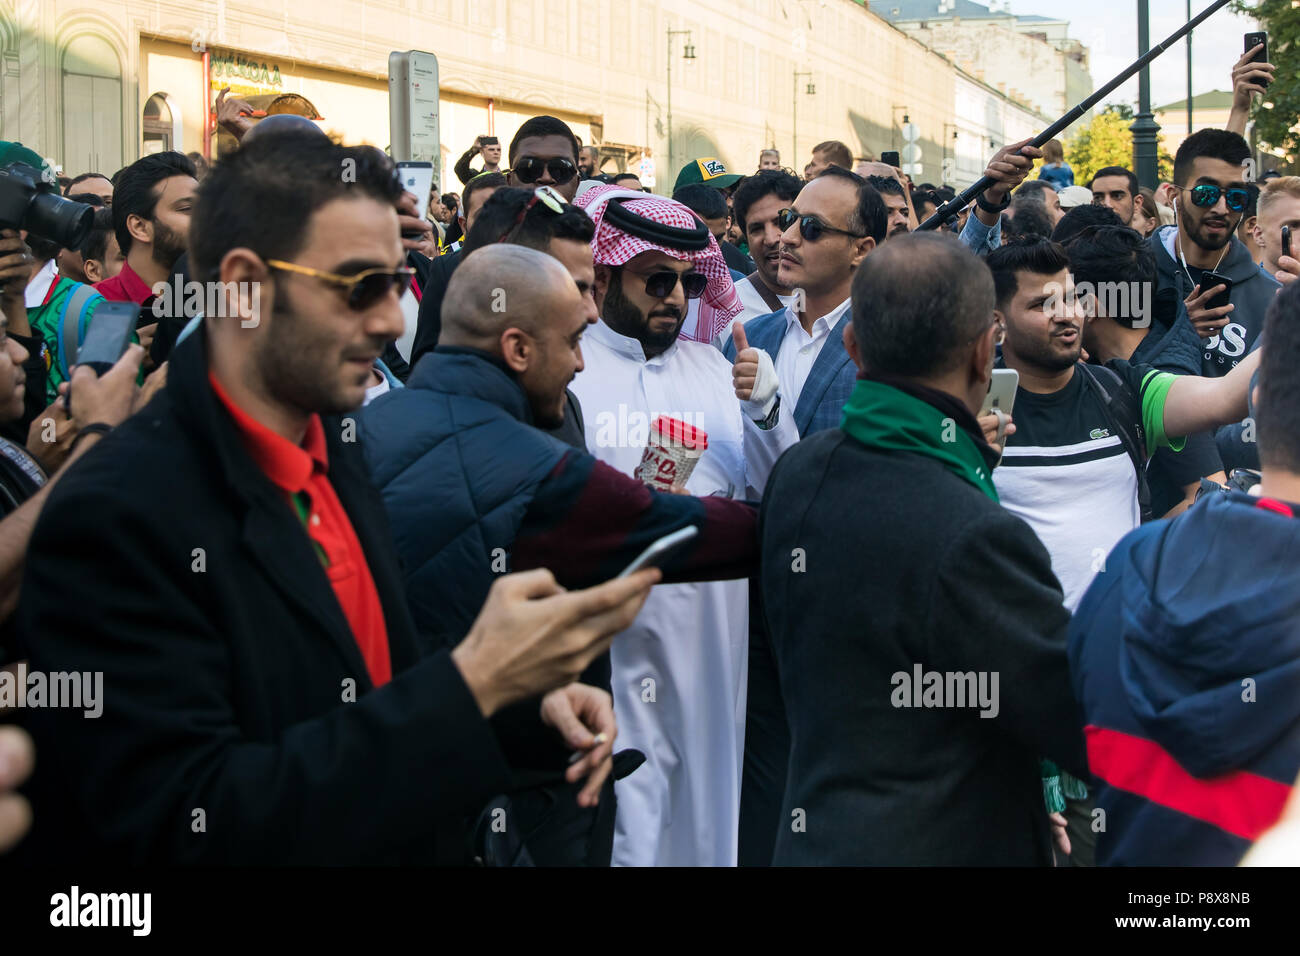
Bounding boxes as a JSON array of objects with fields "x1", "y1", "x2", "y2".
[
  {"x1": 396, "y1": 161, "x2": 435, "y2": 229},
  {"x1": 980, "y1": 368, "x2": 1019, "y2": 416}
]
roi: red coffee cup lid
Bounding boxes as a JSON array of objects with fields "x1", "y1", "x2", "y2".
[{"x1": 652, "y1": 415, "x2": 708, "y2": 450}]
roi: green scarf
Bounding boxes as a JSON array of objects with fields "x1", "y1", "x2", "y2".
[{"x1": 839, "y1": 378, "x2": 999, "y2": 502}]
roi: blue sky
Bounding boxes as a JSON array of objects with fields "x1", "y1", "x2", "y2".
[{"x1": 1010, "y1": 0, "x2": 1263, "y2": 109}]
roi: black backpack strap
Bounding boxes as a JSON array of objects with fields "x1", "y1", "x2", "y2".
[{"x1": 1078, "y1": 363, "x2": 1154, "y2": 523}]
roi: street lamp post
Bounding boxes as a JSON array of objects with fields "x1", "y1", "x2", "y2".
[
  {"x1": 793, "y1": 71, "x2": 814, "y2": 165},
  {"x1": 1131, "y1": 0, "x2": 1162, "y2": 188},
  {"x1": 666, "y1": 28, "x2": 695, "y2": 176},
  {"x1": 1186, "y1": 0, "x2": 1193, "y2": 137}
]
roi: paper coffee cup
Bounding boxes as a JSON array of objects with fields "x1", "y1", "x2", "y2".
[{"x1": 637, "y1": 416, "x2": 708, "y2": 491}]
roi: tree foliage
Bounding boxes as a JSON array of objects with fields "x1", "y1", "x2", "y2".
[
  {"x1": 1231, "y1": 0, "x2": 1300, "y2": 158},
  {"x1": 1064, "y1": 106, "x2": 1173, "y2": 185}
]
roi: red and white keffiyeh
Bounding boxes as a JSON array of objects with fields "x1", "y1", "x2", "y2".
[{"x1": 575, "y1": 184, "x2": 742, "y2": 344}]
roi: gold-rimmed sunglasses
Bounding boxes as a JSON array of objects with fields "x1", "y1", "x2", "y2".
[{"x1": 265, "y1": 259, "x2": 415, "y2": 310}]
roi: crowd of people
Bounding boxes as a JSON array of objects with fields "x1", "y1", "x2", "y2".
[{"x1": 0, "y1": 40, "x2": 1298, "y2": 869}]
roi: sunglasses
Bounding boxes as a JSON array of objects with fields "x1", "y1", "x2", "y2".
[
  {"x1": 266, "y1": 259, "x2": 415, "y2": 310},
  {"x1": 1181, "y1": 183, "x2": 1251, "y2": 212},
  {"x1": 511, "y1": 156, "x2": 579, "y2": 185},
  {"x1": 776, "y1": 208, "x2": 865, "y2": 241},
  {"x1": 625, "y1": 268, "x2": 709, "y2": 300},
  {"x1": 496, "y1": 186, "x2": 567, "y2": 244}
]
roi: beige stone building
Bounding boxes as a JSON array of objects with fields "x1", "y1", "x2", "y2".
[
  {"x1": 1152, "y1": 90, "x2": 1233, "y2": 161},
  {"x1": 880, "y1": 0, "x2": 1091, "y2": 121},
  {"x1": 2, "y1": 0, "x2": 1051, "y2": 191}
]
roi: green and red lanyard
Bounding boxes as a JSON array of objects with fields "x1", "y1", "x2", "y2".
[{"x1": 290, "y1": 491, "x2": 330, "y2": 568}]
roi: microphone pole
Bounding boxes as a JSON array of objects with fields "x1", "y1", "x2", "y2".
[{"x1": 917, "y1": 0, "x2": 1234, "y2": 231}]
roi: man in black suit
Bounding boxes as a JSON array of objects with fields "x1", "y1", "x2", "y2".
[
  {"x1": 752, "y1": 231, "x2": 1086, "y2": 865},
  {"x1": 13, "y1": 130, "x2": 658, "y2": 864}
]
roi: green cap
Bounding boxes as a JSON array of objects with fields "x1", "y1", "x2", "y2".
[
  {"x1": 0, "y1": 141, "x2": 55, "y2": 184},
  {"x1": 673, "y1": 157, "x2": 742, "y2": 193}
]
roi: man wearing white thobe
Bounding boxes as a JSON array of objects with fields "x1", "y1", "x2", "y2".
[{"x1": 572, "y1": 184, "x2": 795, "y2": 866}]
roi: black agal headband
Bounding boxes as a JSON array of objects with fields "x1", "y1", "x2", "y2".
[{"x1": 602, "y1": 197, "x2": 711, "y2": 252}]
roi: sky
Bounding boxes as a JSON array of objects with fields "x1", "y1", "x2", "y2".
[{"x1": 1008, "y1": 0, "x2": 1263, "y2": 109}]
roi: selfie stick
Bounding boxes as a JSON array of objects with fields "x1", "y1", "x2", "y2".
[{"x1": 917, "y1": 0, "x2": 1235, "y2": 232}]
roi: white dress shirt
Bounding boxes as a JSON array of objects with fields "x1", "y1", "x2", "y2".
[
  {"x1": 570, "y1": 319, "x2": 796, "y2": 867},
  {"x1": 775, "y1": 297, "x2": 851, "y2": 412}
]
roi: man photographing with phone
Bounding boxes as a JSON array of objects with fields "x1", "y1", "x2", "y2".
[
  {"x1": 454, "y1": 134, "x2": 503, "y2": 186},
  {"x1": 1149, "y1": 129, "x2": 1276, "y2": 373}
]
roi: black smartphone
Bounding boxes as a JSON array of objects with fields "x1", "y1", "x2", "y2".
[
  {"x1": 881, "y1": 150, "x2": 901, "y2": 169},
  {"x1": 481, "y1": 136, "x2": 499, "y2": 146},
  {"x1": 1245, "y1": 32, "x2": 1268, "y2": 88},
  {"x1": 1201, "y1": 270, "x2": 1234, "y2": 312},
  {"x1": 1283, "y1": 225, "x2": 1292, "y2": 260}
]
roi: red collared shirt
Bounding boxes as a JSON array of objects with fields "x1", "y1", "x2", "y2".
[
  {"x1": 93, "y1": 261, "x2": 153, "y2": 304},
  {"x1": 209, "y1": 373, "x2": 392, "y2": 686}
]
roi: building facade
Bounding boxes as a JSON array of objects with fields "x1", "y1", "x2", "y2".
[
  {"x1": 4, "y1": 0, "x2": 1048, "y2": 191},
  {"x1": 879, "y1": 0, "x2": 1091, "y2": 121}
]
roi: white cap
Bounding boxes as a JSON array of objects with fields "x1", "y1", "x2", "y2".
[{"x1": 1058, "y1": 185, "x2": 1094, "y2": 208}]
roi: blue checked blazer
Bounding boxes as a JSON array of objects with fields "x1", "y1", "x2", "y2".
[{"x1": 722, "y1": 307, "x2": 857, "y2": 438}]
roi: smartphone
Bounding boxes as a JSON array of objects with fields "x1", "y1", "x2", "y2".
[
  {"x1": 481, "y1": 136, "x2": 499, "y2": 147},
  {"x1": 1283, "y1": 224, "x2": 1291, "y2": 260},
  {"x1": 1245, "y1": 32, "x2": 1269, "y2": 88},
  {"x1": 1201, "y1": 270, "x2": 1234, "y2": 312},
  {"x1": 617, "y1": 525, "x2": 699, "y2": 578},
  {"x1": 75, "y1": 301, "x2": 137, "y2": 374},
  {"x1": 881, "y1": 150, "x2": 901, "y2": 169},
  {"x1": 396, "y1": 160, "x2": 434, "y2": 234},
  {"x1": 980, "y1": 368, "x2": 1019, "y2": 416}
]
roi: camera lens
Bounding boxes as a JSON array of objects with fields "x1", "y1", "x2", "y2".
[{"x1": 26, "y1": 191, "x2": 95, "y2": 250}]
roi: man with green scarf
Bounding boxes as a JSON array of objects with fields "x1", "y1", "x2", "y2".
[{"x1": 751, "y1": 231, "x2": 1087, "y2": 865}]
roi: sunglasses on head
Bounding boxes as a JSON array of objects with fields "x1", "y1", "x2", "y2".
[
  {"x1": 266, "y1": 259, "x2": 415, "y2": 310},
  {"x1": 496, "y1": 186, "x2": 567, "y2": 244},
  {"x1": 776, "y1": 208, "x2": 865, "y2": 242},
  {"x1": 1182, "y1": 183, "x2": 1251, "y2": 212},
  {"x1": 625, "y1": 267, "x2": 709, "y2": 300},
  {"x1": 511, "y1": 156, "x2": 578, "y2": 185}
]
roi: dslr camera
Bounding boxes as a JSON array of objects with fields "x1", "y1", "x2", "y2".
[{"x1": 0, "y1": 161, "x2": 95, "y2": 249}]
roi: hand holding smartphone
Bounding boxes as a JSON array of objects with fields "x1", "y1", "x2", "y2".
[
  {"x1": 1245, "y1": 32, "x2": 1269, "y2": 88},
  {"x1": 63, "y1": 301, "x2": 138, "y2": 413}
]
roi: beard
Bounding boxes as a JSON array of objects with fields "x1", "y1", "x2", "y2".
[
  {"x1": 256, "y1": 294, "x2": 377, "y2": 417},
  {"x1": 1006, "y1": 325, "x2": 1080, "y2": 374},
  {"x1": 603, "y1": 271, "x2": 684, "y2": 356},
  {"x1": 1179, "y1": 195, "x2": 1234, "y2": 252},
  {"x1": 151, "y1": 218, "x2": 189, "y2": 271}
]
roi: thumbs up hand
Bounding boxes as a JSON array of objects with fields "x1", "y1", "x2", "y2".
[{"x1": 732, "y1": 323, "x2": 779, "y2": 420}]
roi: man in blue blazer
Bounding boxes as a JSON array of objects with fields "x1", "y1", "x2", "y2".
[{"x1": 722, "y1": 166, "x2": 884, "y2": 437}]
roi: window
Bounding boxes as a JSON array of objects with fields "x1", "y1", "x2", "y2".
[{"x1": 142, "y1": 93, "x2": 178, "y2": 155}]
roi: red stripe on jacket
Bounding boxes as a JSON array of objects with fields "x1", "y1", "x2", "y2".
[{"x1": 1085, "y1": 725, "x2": 1291, "y2": 841}]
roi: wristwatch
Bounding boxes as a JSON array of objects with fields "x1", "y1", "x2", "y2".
[
  {"x1": 975, "y1": 190, "x2": 1011, "y2": 214},
  {"x1": 753, "y1": 395, "x2": 782, "y2": 431}
]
